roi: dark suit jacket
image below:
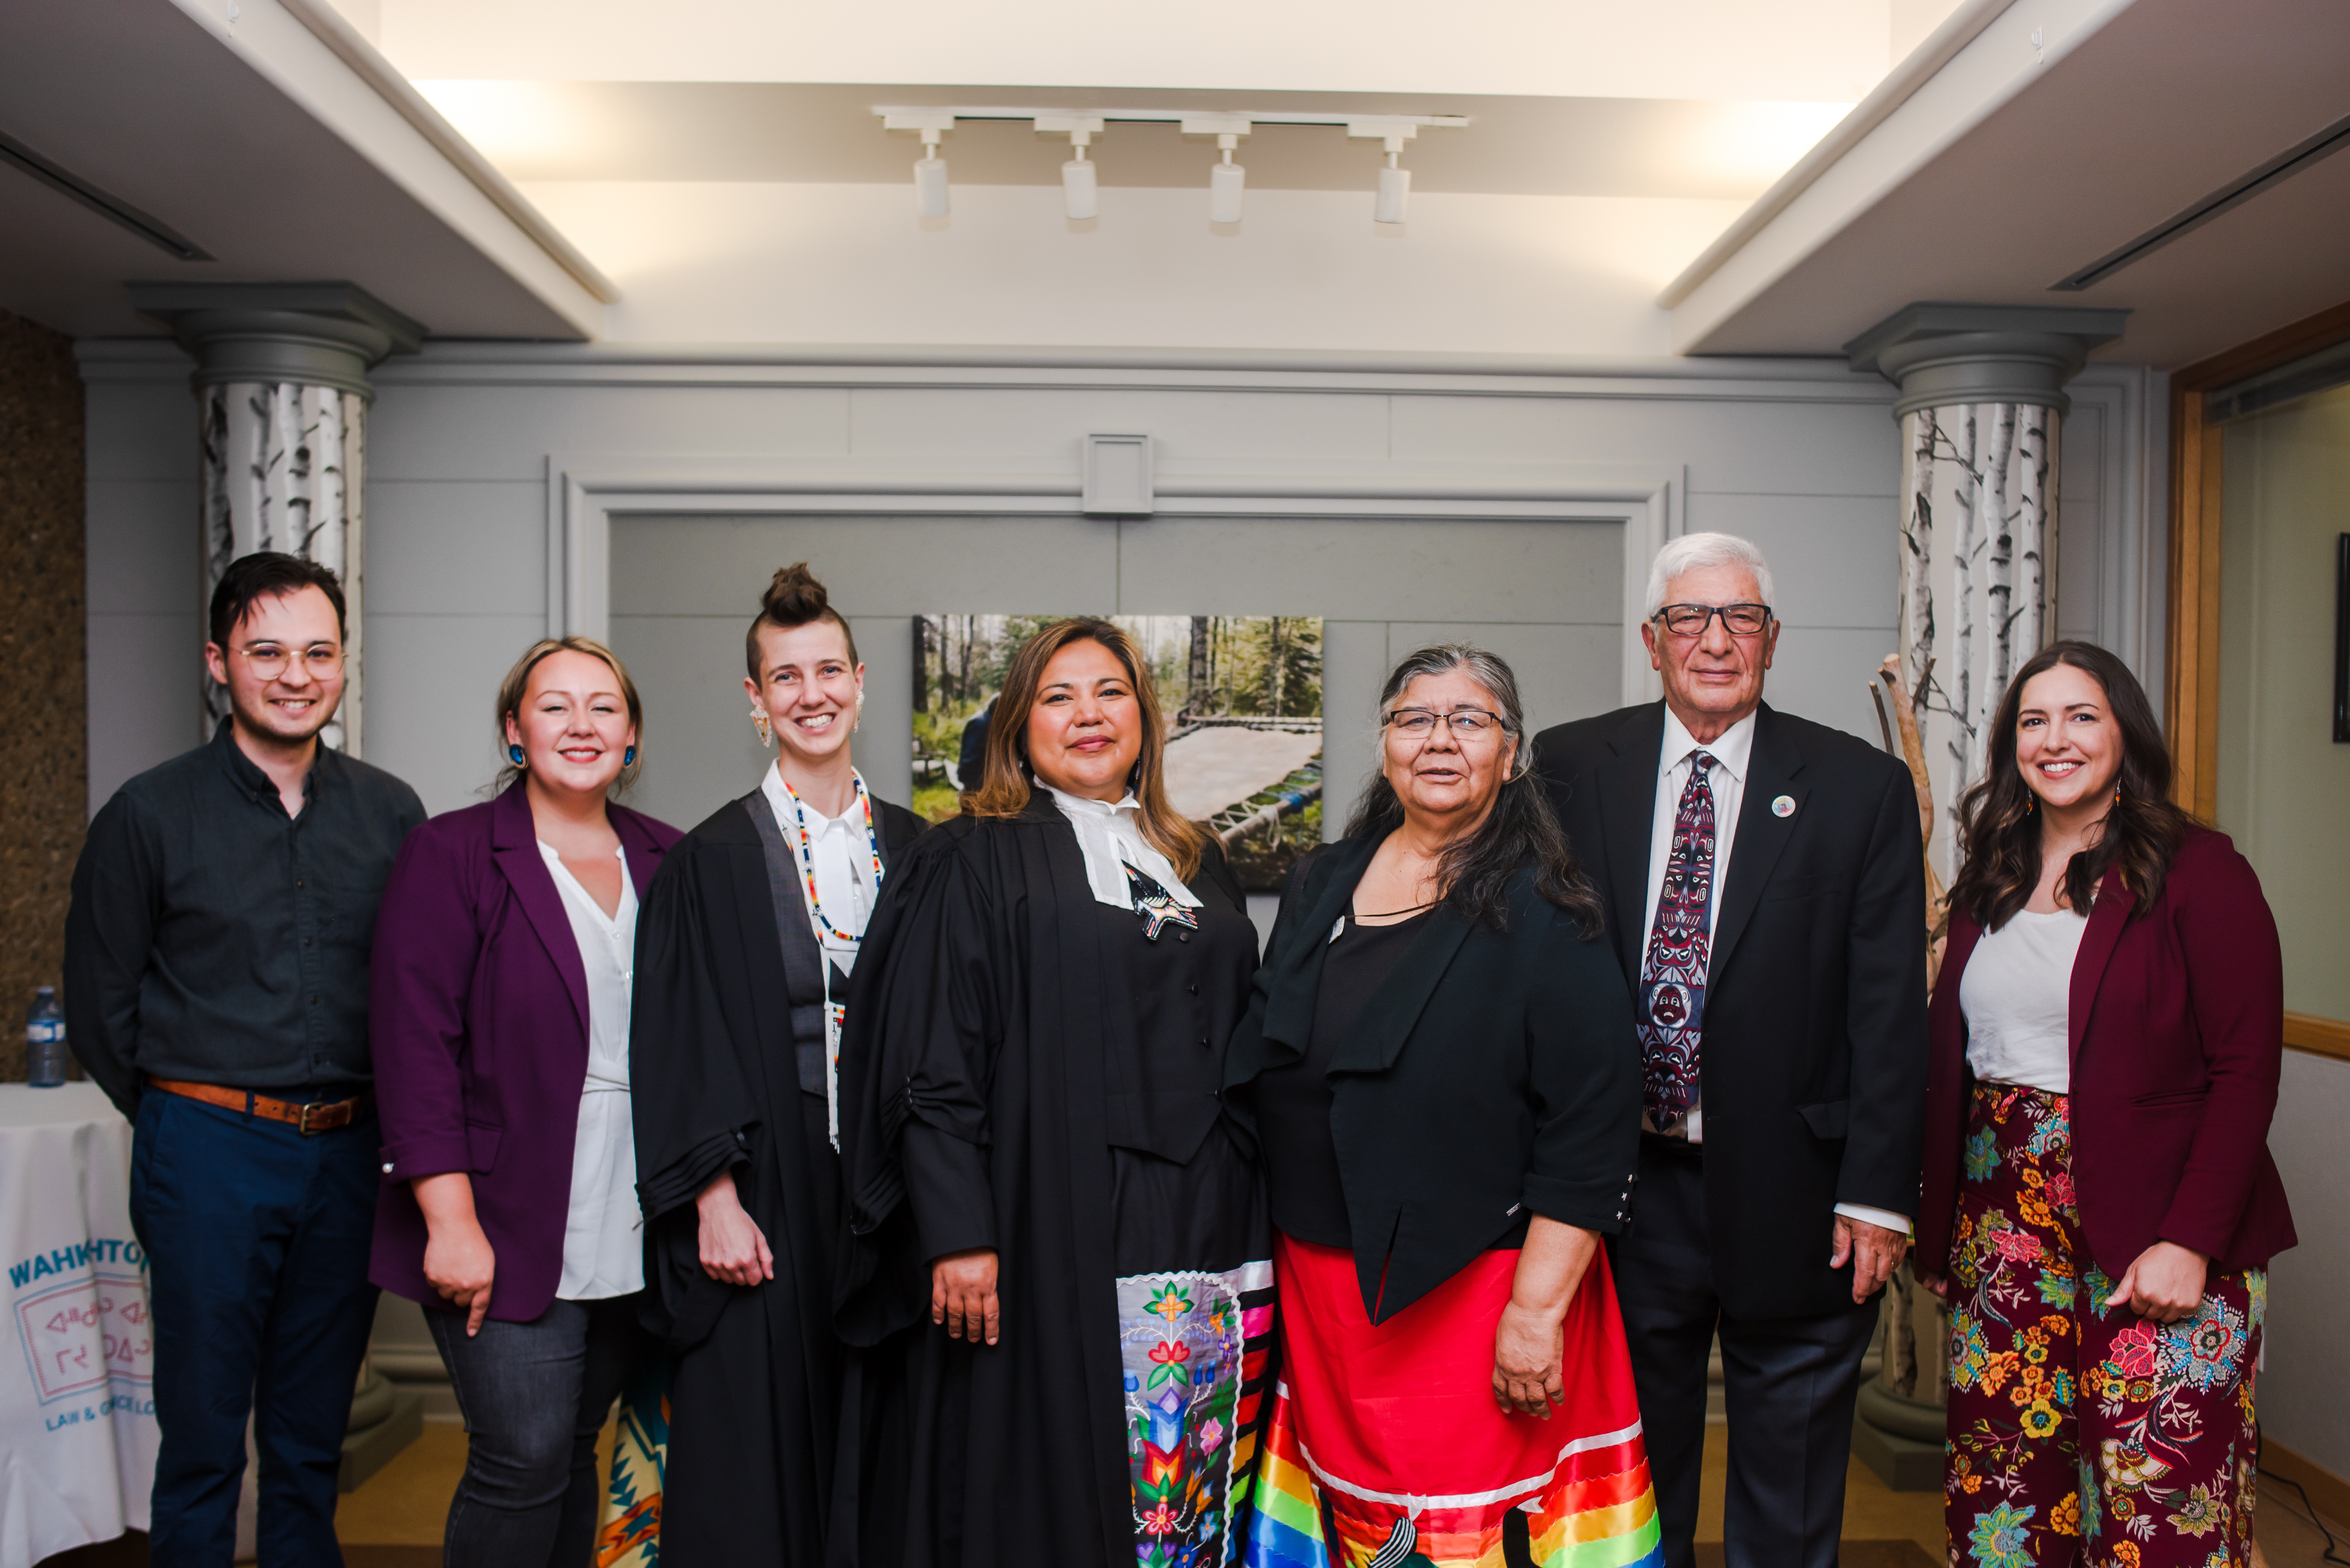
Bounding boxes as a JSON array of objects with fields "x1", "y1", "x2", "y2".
[
  {"x1": 368, "y1": 783, "x2": 681, "y2": 1323},
  {"x1": 1223, "y1": 834, "x2": 1644, "y2": 1323},
  {"x1": 1917, "y1": 830, "x2": 2296, "y2": 1282},
  {"x1": 1534, "y1": 700, "x2": 1927, "y2": 1321}
]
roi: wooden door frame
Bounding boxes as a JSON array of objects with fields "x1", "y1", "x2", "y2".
[{"x1": 2167, "y1": 297, "x2": 2350, "y2": 1063}]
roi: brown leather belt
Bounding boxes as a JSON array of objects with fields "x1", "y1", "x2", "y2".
[{"x1": 147, "y1": 1077, "x2": 372, "y2": 1135}]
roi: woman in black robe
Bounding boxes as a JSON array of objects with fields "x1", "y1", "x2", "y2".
[
  {"x1": 835, "y1": 618, "x2": 1272, "y2": 1568},
  {"x1": 629, "y1": 565, "x2": 924, "y2": 1564}
]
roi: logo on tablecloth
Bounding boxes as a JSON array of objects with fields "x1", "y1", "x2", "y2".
[{"x1": 10, "y1": 1238, "x2": 153, "y2": 1408}]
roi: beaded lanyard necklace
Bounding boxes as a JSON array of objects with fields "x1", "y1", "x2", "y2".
[
  {"x1": 778, "y1": 770, "x2": 884, "y2": 941},
  {"x1": 777, "y1": 769, "x2": 884, "y2": 1146}
]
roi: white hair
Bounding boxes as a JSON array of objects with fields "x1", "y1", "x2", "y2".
[{"x1": 1644, "y1": 532, "x2": 1777, "y2": 618}]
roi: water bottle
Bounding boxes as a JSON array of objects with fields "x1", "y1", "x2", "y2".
[{"x1": 26, "y1": 986, "x2": 66, "y2": 1087}]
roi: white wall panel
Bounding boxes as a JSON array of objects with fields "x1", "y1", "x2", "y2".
[
  {"x1": 1319, "y1": 620, "x2": 1390, "y2": 840},
  {"x1": 367, "y1": 384, "x2": 854, "y2": 481},
  {"x1": 1758, "y1": 626, "x2": 1907, "y2": 748},
  {"x1": 81, "y1": 346, "x2": 2155, "y2": 825},
  {"x1": 844, "y1": 387, "x2": 1390, "y2": 462},
  {"x1": 2262, "y1": 1050, "x2": 2350, "y2": 1481},
  {"x1": 1117, "y1": 516, "x2": 1621, "y2": 624},
  {"x1": 85, "y1": 479, "x2": 193, "y2": 617},
  {"x1": 367, "y1": 481, "x2": 547, "y2": 617},
  {"x1": 610, "y1": 513, "x2": 1121, "y2": 618},
  {"x1": 1679, "y1": 491, "x2": 1898, "y2": 632},
  {"x1": 1384, "y1": 622, "x2": 1621, "y2": 738},
  {"x1": 363, "y1": 611, "x2": 548, "y2": 814},
  {"x1": 84, "y1": 383, "x2": 193, "y2": 484},
  {"x1": 1389, "y1": 391, "x2": 1897, "y2": 497},
  {"x1": 87, "y1": 613, "x2": 200, "y2": 807}
]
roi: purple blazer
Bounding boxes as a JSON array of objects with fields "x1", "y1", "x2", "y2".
[
  {"x1": 1918, "y1": 828, "x2": 2296, "y2": 1283},
  {"x1": 368, "y1": 783, "x2": 680, "y2": 1322}
]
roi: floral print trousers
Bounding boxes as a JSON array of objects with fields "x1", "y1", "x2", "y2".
[{"x1": 1944, "y1": 1084, "x2": 2264, "y2": 1568}]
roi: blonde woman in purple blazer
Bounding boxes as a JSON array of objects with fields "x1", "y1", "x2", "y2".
[{"x1": 369, "y1": 638, "x2": 679, "y2": 1568}]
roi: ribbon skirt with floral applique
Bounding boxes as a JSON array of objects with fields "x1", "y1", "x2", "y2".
[
  {"x1": 1944, "y1": 1083, "x2": 2265, "y2": 1568},
  {"x1": 1119, "y1": 1261, "x2": 1278, "y2": 1567}
]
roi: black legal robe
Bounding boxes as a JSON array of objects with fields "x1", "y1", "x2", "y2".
[
  {"x1": 833, "y1": 794, "x2": 1266, "y2": 1568},
  {"x1": 629, "y1": 784, "x2": 925, "y2": 1566}
]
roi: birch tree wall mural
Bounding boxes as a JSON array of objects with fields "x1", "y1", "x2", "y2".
[
  {"x1": 200, "y1": 381, "x2": 370, "y2": 754},
  {"x1": 1898, "y1": 399, "x2": 2058, "y2": 880}
]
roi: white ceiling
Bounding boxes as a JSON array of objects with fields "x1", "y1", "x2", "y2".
[
  {"x1": 363, "y1": 0, "x2": 1905, "y2": 103},
  {"x1": 410, "y1": 82, "x2": 1852, "y2": 201},
  {"x1": 0, "y1": 0, "x2": 592, "y2": 338},
  {"x1": 1671, "y1": 0, "x2": 2350, "y2": 368}
]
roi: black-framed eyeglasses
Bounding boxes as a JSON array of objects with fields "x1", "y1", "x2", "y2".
[
  {"x1": 1653, "y1": 603, "x2": 1773, "y2": 637},
  {"x1": 235, "y1": 643, "x2": 344, "y2": 681},
  {"x1": 1384, "y1": 707, "x2": 1506, "y2": 738}
]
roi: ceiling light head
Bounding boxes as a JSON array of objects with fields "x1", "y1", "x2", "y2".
[
  {"x1": 883, "y1": 111, "x2": 957, "y2": 219},
  {"x1": 1351, "y1": 121, "x2": 1417, "y2": 226},
  {"x1": 1037, "y1": 115, "x2": 1105, "y2": 222},
  {"x1": 1181, "y1": 119, "x2": 1252, "y2": 226},
  {"x1": 1062, "y1": 154, "x2": 1098, "y2": 220}
]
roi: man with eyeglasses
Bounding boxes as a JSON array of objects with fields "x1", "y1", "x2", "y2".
[
  {"x1": 66, "y1": 551, "x2": 424, "y2": 1565},
  {"x1": 1533, "y1": 532, "x2": 1926, "y2": 1568}
]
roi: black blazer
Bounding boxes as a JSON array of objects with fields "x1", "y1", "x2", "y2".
[
  {"x1": 1223, "y1": 834, "x2": 1643, "y2": 1323},
  {"x1": 1533, "y1": 701, "x2": 1927, "y2": 1322}
]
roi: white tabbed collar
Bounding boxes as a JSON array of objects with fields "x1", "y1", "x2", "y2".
[{"x1": 1042, "y1": 786, "x2": 1202, "y2": 911}]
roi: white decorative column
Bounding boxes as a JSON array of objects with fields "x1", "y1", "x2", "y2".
[
  {"x1": 1840, "y1": 303, "x2": 2127, "y2": 1492},
  {"x1": 1847, "y1": 304, "x2": 2128, "y2": 881},
  {"x1": 130, "y1": 284, "x2": 422, "y2": 756}
]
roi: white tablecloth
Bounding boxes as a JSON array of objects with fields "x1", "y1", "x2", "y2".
[{"x1": 0, "y1": 1083, "x2": 158, "y2": 1568}]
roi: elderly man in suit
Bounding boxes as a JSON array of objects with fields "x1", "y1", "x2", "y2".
[{"x1": 1534, "y1": 532, "x2": 1926, "y2": 1568}]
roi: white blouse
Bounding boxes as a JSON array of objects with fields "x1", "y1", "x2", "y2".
[
  {"x1": 1043, "y1": 786, "x2": 1201, "y2": 910},
  {"x1": 538, "y1": 841, "x2": 645, "y2": 1300},
  {"x1": 1958, "y1": 907, "x2": 2088, "y2": 1095}
]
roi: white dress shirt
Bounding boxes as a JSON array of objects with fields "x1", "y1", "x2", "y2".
[
  {"x1": 1959, "y1": 908, "x2": 2085, "y2": 1095},
  {"x1": 1641, "y1": 708, "x2": 1910, "y2": 1235},
  {"x1": 538, "y1": 841, "x2": 645, "y2": 1300},
  {"x1": 1043, "y1": 786, "x2": 1201, "y2": 910},
  {"x1": 761, "y1": 766, "x2": 881, "y2": 976}
]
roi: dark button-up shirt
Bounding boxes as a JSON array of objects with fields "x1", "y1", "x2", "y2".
[{"x1": 64, "y1": 719, "x2": 426, "y2": 1116}]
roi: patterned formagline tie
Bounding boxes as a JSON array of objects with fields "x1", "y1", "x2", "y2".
[{"x1": 1638, "y1": 752, "x2": 1717, "y2": 1126}]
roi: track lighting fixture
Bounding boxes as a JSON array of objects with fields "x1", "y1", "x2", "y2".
[
  {"x1": 1036, "y1": 115, "x2": 1106, "y2": 222},
  {"x1": 1351, "y1": 121, "x2": 1417, "y2": 225},
  {"x1": 882, "y1": 111, "x2": 957, "y2": 218},
  {"x1": 914, "y1": 132, "x2": 949, "y2": 218},
  {"x1": 1184, "y1": 116, "x2": 1251, "y2": 226},
  {"x1": 873, "y1": 106, "x2": 1467, "y2": 232}
]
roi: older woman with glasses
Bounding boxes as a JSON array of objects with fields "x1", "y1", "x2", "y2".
[{"x1": 1225, "y1": 645, "x2": 1660, "y2": 1568}]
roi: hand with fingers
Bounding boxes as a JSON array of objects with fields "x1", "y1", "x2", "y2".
[
  {"x1": 1830, "y1": 1215, "x2": 1910, "y2": 1305},
  {"x1": 2103, "y1": 1240, "x2": 2208, "y2": 1324},
  {"x1": 696, "y1": 1170, "x2": 775, "y2": 1287},
  {"x1": 414, "y1": 1171, "x2": 498, "y2": 1336},
  {"x1": 1491, "y1": 1300, "x2": 1569, "y2": 1420},
  {"x1": 1490, "y1": 1215, "x2": 1597, "y2": 1420},
  {"x1": 932, "y1": 1248, "x2": 1002, "y2": 1346}
]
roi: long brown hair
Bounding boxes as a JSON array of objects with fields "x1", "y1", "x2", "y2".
[
  {"x1": 968, "y1": 618, "x2": 1209, "y2": 881},
  {"x1": 1947, "y1": 639, "x2": 2196, "y2": 928}
]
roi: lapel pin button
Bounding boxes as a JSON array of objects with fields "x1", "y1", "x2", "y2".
[{"x1": 1772, "y1": 794, "x2": 1797, "y2": 818}]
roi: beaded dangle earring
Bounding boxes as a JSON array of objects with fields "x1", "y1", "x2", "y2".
[
  {"x1": 508, "y1": 744, "x2": 526, "y2": 766},
  {"x1": 751, "y1": 709, "x2": 774, "y2": 748}
]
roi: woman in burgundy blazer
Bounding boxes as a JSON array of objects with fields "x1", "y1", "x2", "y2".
[
  {"x1": 1918, "y1": 641, "x2": 2292, "y2": 1568},
  {"x1": 369, "y1": 638, "x2": 679, "y2": 1568}
]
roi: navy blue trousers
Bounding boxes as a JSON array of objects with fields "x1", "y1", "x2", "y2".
[{"x1": 130, "y1": 1089, "x2": 381, "y2": 1567}]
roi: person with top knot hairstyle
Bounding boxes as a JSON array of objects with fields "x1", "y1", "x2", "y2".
[{"x1": 628, "y1": 563, "x2": 927, "y2": 1564}]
